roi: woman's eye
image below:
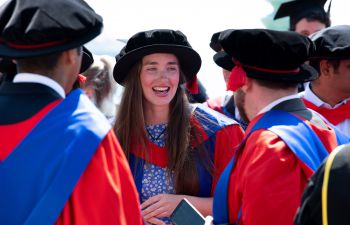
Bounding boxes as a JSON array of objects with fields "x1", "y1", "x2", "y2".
[
  {"x1": 168, "y1": 67, "x2": 177, "y2": 71},
  {"x1": 146, "y1": 67, "x2": 157, "y2": 71}
]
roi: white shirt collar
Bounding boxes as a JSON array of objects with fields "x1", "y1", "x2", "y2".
[
  {"x1": 258, "y1": 94, "x2": 300, "y2": 115},
  {"x1": 302, "y1": 83, "x2": 350, "y2": 109},
  {"x1": 13, "y1": 73, "x2": 65, "y2": 98}
]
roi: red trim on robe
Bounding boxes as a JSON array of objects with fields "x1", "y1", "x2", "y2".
[
  {"x1": 56, "y1": 131, "x2": 143, "y2": 225},
  {"x1": 303, "y1": 99, "x2": 350, "y2": 125},
  {"x1": 129, "y1": 116, "x2": 244, "y2": 195},
  {"x1": 212, "y1": 124, "x2": 244, "y2": 195},
  {"x1": 0, "y1": 99, "x2": 143, "y2": 224},
  {"x1": 0, "y1": 100, "x2": 61, "y2": 161},
  {"x1": 130, "y1": 116, "x2": 211, "y2": 168},
  {"x1": 131, "y1": 140, "x2": 168, "y2": 168}
]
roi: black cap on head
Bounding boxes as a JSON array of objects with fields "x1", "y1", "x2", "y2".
[
  {"x1": 274, "y1": 0, "x2": 331, "y2": 29},
  {"x1": 219, "y1": 29, "x2": 318, "y2": 82},
  {"x1": 213, "y1": 51, "x2": 235, "y2": 71},
  {"x1": 80, "y1": 47, "x2": 94, "y2": 73},
  {"x1": 113, "y1": 29, "x2": 201, "y2": 85},
  {"x1": 210, "y1": 31, "x2": 223, "y2": 52},
  {"x1": 0, "y1": 0, "x2": 103, "y2": 58},
  {"x1": 310, "y1": 25, "x2": 350, "y2": 60}
]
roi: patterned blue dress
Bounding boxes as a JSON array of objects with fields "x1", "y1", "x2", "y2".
[{"x1": 142, "y1": 123, "x2": 175, "y2": 224}]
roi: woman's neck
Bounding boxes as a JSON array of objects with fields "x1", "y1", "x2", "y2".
[{"x1": 144, "y1": 104, "x2": 169, "y2": 125}]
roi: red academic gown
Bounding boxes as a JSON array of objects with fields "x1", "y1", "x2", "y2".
[
  {"x1": 130, "y1": 104, "x2": 245, "y2": 196},
  {"x1": 226, "y1": 99, "x2": 339, "y2": 225},
  {"x1": 0, "y1": 82, "x2": 143, "y2": 225}
]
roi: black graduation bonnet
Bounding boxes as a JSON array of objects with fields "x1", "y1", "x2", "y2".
[
  {"x1": 274, "y1": 0, "x2": 331, "y2": 30},
  {"x1": 0, "y1": 0, "x2": 103, "y2": 58},
  {"x1": 113, "y1": 29, "x2": 201, "y2": 85},
  {"x1": 310, "y1": 25, "x2": 350, "y2": 60},
  {"x1": 219, "y1": 29, "x2": 318, "y2": 83}
]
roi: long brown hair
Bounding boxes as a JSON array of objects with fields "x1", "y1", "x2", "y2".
[{"x1": 114, "y1": 60, "x2": 212, "y2": 195}]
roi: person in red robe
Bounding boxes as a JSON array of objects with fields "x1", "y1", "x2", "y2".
[
  {"x1": 211, "y1": 29, "x2": 349, "y2": 225},
  {"x1": 0, "y1": 0, "x2": 143, "y2": 224},
  {"x1": 205, "y1": 31, "x2": 248, "y2": 129},
  {"x1": 300, "y1": 25, "x2": 350, "y2": 137}
]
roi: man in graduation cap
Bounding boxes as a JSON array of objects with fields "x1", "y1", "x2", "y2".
[
  {"x1": 0, "y1": 0, "x2": 143, "y2": 224},
  {"x1": 274, "y1": 0, "x2": 331, "y2": 36},
  {"x1": 210, "y1": 29, "x2": 349, "y2": 225},
  {"x1": 301, "y1": 25, "x2": 350, "y2": 137},
  {"x1": 205, "y1": 31, "x2": 248, "y2": 129}
]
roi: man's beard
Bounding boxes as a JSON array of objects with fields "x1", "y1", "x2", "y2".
[{"x1": 235, "y1": 89, "x2": 250, "y2": 123}]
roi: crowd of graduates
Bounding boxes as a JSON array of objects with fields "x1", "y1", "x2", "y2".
[{"x1": 0, "y1": 0, "x2": 350, "y2": 225}]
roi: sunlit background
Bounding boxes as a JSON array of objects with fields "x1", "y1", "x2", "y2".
[
  {"x1": 83, "y1": 0, "x2": 349, "y2": 98},
  {"x1": 0, "y1": 0, "x2": 347, "y2": 98}
]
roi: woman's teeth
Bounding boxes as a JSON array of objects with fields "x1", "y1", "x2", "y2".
[{"x1": 153, "y1": 87, "x2": 170, "y2": 93}]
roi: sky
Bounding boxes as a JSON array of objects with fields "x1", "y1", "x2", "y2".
[
  {"x1": 0, "y1": 0, "x2": 347, "y2": 98},
  {"x1": 83, "y1": 0, "x2": 348, "y2": 98},
  {"x1": 84, "y1": 0, "x2": 271, "y2": 98}
]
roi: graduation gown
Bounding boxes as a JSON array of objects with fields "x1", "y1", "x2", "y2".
[
  {"x1": 206, "y1": 92, "x2": 236, "y2": 119},
  {"x1": 206, "y1": 92, "x2": 248, "y2": 129},
  {"x1": 0, "y1": 82, "x2": 143, "y2": 225},
  {"x1": 130, "y1": 104, "x2": 245, "y2": 197},
  {"x1": 213, "y1": 98, "x2": 347, "y2": 225}
]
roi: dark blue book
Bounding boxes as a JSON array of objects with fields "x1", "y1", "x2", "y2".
[{"x1": 170, "y1": 198, "x2": 205, "y2": 225}]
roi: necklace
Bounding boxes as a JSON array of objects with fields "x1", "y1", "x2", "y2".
[{"x1": 146, "y1": 124, "x2": 167, "y2": 142}]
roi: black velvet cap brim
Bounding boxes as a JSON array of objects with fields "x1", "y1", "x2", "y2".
[
  {"x1": 213, "y1": 51, "x2": 235, "y2": 71},
  {"x1": 244, "y1": 64, "x2": 318, "y2": 83},
  {"x1": 80, "y1": 46, "x2": 94, "y2": 73},
  {"x1": 0, "y1": 27, "x2": 101, "y2": 59},
  {"x1": 113, "y1": 44, "x2": 201, "y2": 85}
]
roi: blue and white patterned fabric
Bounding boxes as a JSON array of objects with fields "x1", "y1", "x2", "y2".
[
  {"x1": 142, "y1": 123, "x2": 175, "y2": 224},
  {"x1": 145, "y1": 123, "x2": 167, "y2": 147}
]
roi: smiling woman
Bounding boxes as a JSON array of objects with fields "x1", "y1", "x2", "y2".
[
  {"x1": 140, "y1": 53, "x2": 180, "y2": 109},
  {"x1": 112, "y1": 29, "x2": 244, "y2": 224}
]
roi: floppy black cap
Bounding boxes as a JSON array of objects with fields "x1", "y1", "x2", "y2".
[
  {"x1": 0, "y1": 0, "x2": 103, "y2": 58},
  {"x1": 219, "y1": 29, "x2": 318, "y2": 82},
  {"x1": 210, "y1": 31, "x2": 223, "y2": 52},
  {"x1": 213, "y1": 51, "x2": 235, "y2": 71},
  {"x1": 274, "y1": 0, "x2": 330, "y2": 28},
  {"x1": 310, "y1": 25, "x2": 350, "y2": 60},
  {"x1": 113, "y1": 29, "x2": 201, "y2": 85},
  {"x1": 81, "y1": 47, "x2": 94, "y2": 73}
]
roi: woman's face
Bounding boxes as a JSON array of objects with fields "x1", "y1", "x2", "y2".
[{"x1": 140, "y1": 53, "x2": 180, "y2": 109}]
